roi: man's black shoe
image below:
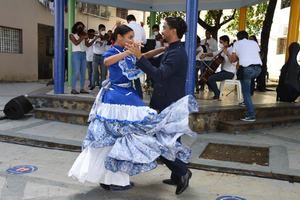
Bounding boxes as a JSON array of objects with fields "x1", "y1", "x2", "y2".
[
  {"x1": 162, "y1": 179, "x2": 177, "y2": 186},
  {"x1": 99, "y1": 183, "x2": 110, "y2": 190},
  {"x1": 175, "y1": 169, "x2": 192, "y2": 195}
]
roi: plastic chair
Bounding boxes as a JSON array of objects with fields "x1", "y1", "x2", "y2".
[{"x1": 219, "y1": 75, "x2": 243, "y2": 102}]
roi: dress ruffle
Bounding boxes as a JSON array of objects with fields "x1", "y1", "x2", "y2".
[{"x1": 69, "y1": 83, "x2": 199, "y2": 184}]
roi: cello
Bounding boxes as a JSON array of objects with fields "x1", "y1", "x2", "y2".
[{"x1": 198, "y1": 50, "x2": 224, "y2": 85}]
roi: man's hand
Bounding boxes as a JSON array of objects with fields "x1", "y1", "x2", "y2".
[{"x1": 125, "y1": 42, "x2": 142, "y2": 59}]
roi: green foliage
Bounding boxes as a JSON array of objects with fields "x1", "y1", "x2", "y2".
[
  {"x1": 147, "y1": 11, "x2": 185, "y2": 26},
  {"x1": 226, "y1": 1, "x2": 268, "y2": 36}
]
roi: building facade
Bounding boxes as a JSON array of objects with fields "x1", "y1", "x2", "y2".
[{"x1": 0, "y1": 0, "x2": 148, "y2": 81}]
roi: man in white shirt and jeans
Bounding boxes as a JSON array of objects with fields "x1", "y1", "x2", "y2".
[
  {"x1": 229, "y1": 31, "x2": 262, "y2": 122},
  {"x1": 126, "y1": 14, "x2": 146, "y2": 99}
]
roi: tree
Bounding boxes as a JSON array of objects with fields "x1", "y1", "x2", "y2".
[
  {"x1": 147, "y1": 11, "x2": 185, "y2": 27},
  {"x1": 147, "y1": 10, "x2": 236, "y2": 40},
  {"x1": 226, "y1": 2, "x2": 268, "y2": 36},
  {"x1": 257, "y1": 0, "x2": 278, "y2": 91},
  {"x1": 198, "y1": 10, "x2": 237, "y2": 39}
]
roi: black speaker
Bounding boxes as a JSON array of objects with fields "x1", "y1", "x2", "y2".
[{"x1": 3, "y1": 95, "x2": 33, "y2": 120}]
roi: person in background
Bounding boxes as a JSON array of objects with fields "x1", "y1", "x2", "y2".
[
  {"x1": 229, "y1": 31, "x2": 262, "y2": 122},
  {"x1": 249, "y1": 35, "x2": 260, "y2": 96},
  {"x1": 107, "y1": 30, "x2": 113, "y2": 46},
  {"x1": 201, "y1": 35, "x2": 236, "y2": 100},
  {"x1": 90, "y1": 24, "x2": 107, "y2": 90},
  {"x1": 195, "y1": 36, "x2": 204, "y2": 93},
  {"x1": 151, "y1": 24, "x2": 164, "y2": 49},
  {"x1": 126, "y1": 14, "x2": 146, "y2": 99},
  {"x1": 86, "y1": 29, "x2": 98, "y2": 88},
  {"x1": 199, "y1": 30, "x2": 218, "y2": 90},
  {"x1": 69, "y1": 21, "x2": 89, "y2": 94}
]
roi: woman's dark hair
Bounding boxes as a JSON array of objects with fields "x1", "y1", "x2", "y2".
[
  {"x1": 165, "y1": 17, "x2": 187, "y2": 39},
  {"x1": 237, "y1": 31, "x2": 249, "y2": 40},
  {"x1": 219, "y1": 35, "x2": 230, "y2": 44},
  {"x1": 71, "y1": 21, "x2": 84, "y2": 34},
  {"x1": 112, "y1": 25, "x2": 133, "y2": 41}
]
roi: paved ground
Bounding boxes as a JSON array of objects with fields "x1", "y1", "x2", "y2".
[
  {"x1": 1, "y1": 142, "x2": 300, "y2": 200},
  {"x1": 1, "y1": 82, "x2": 300, "y2": 199}
]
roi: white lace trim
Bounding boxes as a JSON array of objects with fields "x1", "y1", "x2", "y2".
[{"x1": 91, "y1": 103, "x2": 157, "y2": 122}]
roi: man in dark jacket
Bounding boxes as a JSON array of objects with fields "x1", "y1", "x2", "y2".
[{"x1": 126, "y1": 16, "x2": 191, "y2": 195}]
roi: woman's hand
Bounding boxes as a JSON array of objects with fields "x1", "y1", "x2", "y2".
[{"x1": 125, "y1": 42, "x2": 142, "y2": 59}]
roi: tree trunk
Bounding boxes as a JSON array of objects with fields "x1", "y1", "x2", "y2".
[{"x1": 257, "y1": 0, "x2": 278, "y2": 91}]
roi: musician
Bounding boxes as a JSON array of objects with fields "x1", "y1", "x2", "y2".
[
  {"x1": 69, "y1": 21, "x2": 89, "y2": 94},
  {"x1": 199, "y1": 30, "x2": 218, "y2": 90},
  {"x1": 200, "y1": 35, "x2": 236, "y2": 99},
  {"x1": 229, "y1": 31, "x2": 262, "y2": 122},
  {"x1": 86, "y1": 29, "x2": 98, "y2": 88},
  {"x1": 90, "y1": 24, "x2": 107, "y2": 90},
  {"x1": 195, "y1": 36, "x2": 204, "y2": 92}
]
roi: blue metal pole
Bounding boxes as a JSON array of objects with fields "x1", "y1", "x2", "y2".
[
  {"x1": 54, "y1": 0, "x2": 65, "y2": 94},
  {"x1": 185, "y1": 0, "x2": 198, "y2": 95}
]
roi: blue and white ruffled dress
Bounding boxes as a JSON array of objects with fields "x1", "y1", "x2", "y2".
[{"x1": 68, "y1": 45, "x2": 199, "y2": 186}]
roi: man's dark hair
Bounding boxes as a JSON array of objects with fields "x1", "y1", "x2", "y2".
[
  {"x1": 237, "y1": 31, "x2": 249, "y2": 40},
  {"x1": 98, "y1": 24, "x2": 106, "y2": 30},
  {"x1": 126, "y1": 14, "x2": 136, "y2": 22},
  {"x1": 87, "y1": 29, "x2": 95, "y2": 34},
  {"x1": 152, "y1": 24, "x2": 159, "y2": 30},
  {"x1": 219, "y1": 35, "x2": 230, "y2": 44},
  {"x1": 165, "y1": 17, "x2": 187, "y2": 39}
]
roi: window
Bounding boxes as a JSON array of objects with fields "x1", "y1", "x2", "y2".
[
  {"x1": 276, "y1": 37, "x2": 287, "y2": 55},
  {"x1": 281, "y1": 0, "x2": 290, "y2": 9},
  {"x1": 116, "y1": 8, "x2": 128, "y2": 19},
  {"x1": 0, "y1": 26, "x2": 22, "y2": 54},
  {"x1": 78, "y1": 3, "x2": 110, "y2": 19}
]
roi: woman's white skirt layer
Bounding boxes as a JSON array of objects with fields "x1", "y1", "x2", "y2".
[{"x1": 68, "y1": 146, "x2": 130, "y2": 186}]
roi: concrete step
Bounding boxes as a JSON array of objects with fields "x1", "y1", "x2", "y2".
[
  {"x1": 28, "y1": 94, "x2": 94, "y2": 112},
  {"x1": 34, "y1": 107, "x2": 89, "y2": 125},
  {"x1": 217, "y1": 115, "x2": 300, "y2": 133},
  {"x1": 190, "y1": 103, "x2": 300, "y2": 132}
]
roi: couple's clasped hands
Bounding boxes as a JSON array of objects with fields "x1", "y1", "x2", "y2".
[{"x1": 125, "y1": 41, "x2": 143, "y2": 59}]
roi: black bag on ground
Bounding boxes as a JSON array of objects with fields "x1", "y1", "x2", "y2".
[{"x1": 3, "y1": 95, "x2": 33, "y2": 120}]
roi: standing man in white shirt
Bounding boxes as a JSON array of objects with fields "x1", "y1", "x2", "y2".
[
  {"x1": 126, "y1": 14, "x2": 146, "y2": 98},
  {"x1": 229, "y1": 31, "x2": 262, "y2": 122},
  {"x1": 90, "y1": 24, "x2": 107, "y2": 90}
]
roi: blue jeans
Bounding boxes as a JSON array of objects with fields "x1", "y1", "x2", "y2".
[
  {"x1": 87, "y1": 61, "x2": 93, "y2": 86},
  {"x1": 240, "y1": 65, "x2": 262, "y2": 117},
  {"x1": 92, "y1": 54, "x2": 106, "y2": 87},
  {"x1": 207, "y1": 70, "x2": 234, "y2": 97},
  {"x1": 71, "y1": 52, "x2": 87, "y2": 90}
]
